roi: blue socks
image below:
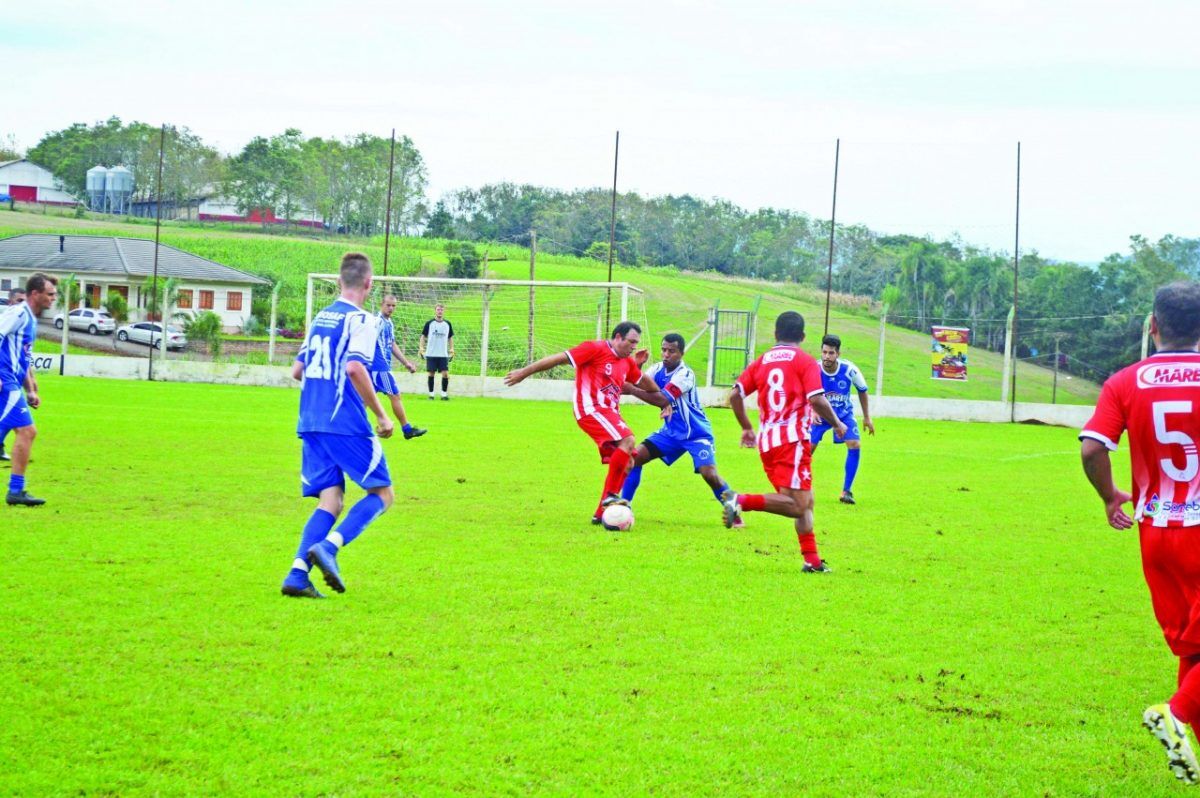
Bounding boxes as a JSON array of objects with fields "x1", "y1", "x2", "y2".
[
  {"x1": 844, "y1": 448, "x2": 861, "y2": 492},
  {"x1": 620, "y1": 465, "x2": 643, "y2": 503},
  {"x1": 327, "y1": 493, "x2": 387, "y2": 550},
  {"x1": 8, "y1": 474, "x2": 25, "y2": 494},
  {"x1": 293, "y1": 508, "x2": 336, "y2": 571},
  {"x1": 712, "y1": 482, "x2": 730, "y2": 502},
  {"x1": 402, "y1": 423, "x2": 413, "y2": 435}
]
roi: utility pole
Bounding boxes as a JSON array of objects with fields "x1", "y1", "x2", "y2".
[
  {"x1": 605, "y1": 130, "x2": 619, "y2": 331},
  {"x1": 1051, "y1": 333, "x2": 1067, "y2": 404}
]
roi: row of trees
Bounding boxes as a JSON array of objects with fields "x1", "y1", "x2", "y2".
[{"x1": 22, "y1": 119, "x2": 428, "y2": 235}]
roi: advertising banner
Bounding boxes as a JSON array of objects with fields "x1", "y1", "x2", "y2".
[{"x1": 932, "y1": 326, "x2": 969, "y2": 381}]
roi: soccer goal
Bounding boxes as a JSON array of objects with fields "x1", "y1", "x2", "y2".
[{"x1": 305, "y1": 274, "x2": 648, "y2": 382}]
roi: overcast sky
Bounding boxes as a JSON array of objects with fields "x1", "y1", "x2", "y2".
[{"x1": 5, "y1": 0, "x2": 1198, "y2": 262}]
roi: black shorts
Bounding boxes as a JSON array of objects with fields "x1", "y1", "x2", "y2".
[{"x1": 426, "y1": 356, "x2": 449, "y2": 373}]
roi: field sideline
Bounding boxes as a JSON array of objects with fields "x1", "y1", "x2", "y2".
[{"x1": 1, "y1": 376, "x2": 1179, "y2": 796}]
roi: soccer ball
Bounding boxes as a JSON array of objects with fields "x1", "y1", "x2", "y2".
[{"x1": 601, "y1": 503, "x2": 634, "y2": 531}]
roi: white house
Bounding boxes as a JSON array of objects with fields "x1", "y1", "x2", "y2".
[
  {"x1": 0, "y1": 234, "x2": 270, "y2": 331},
  {"x1": 0, "y1": 159, "x2": 79, "y2": 205}
]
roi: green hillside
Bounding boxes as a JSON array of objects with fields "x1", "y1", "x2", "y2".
[{"x1": 0, "y1": 209, "x2": 1099, "y2": 405}]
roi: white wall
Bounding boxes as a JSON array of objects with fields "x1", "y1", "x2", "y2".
[
  {"x1": 43, "y1": 356, "x2": 1094, "y2": 428},
  {"x1": 0, "y1": 161, "x2": 75, "y2": 202}
]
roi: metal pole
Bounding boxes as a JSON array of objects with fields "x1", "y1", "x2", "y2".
[
  {"x1": 268, "y1": 283, "x2": 279, "y2": 363},
  {"x1": 824, "y1": 137, "x2": 840, "y2": 336},
  {"x1": 480, "y1": 285, "x2": 490, "y2": 386},
  {"x1": 527, "y1": 229, "x2": 536, "y2": 364},
  {"x1": 1009, "y1": 142, "x2": 1021, "y2": 421},
  {"x1": 383, "y1": 129, "x2": 396, "y2": 277},
  {"x1": 1052, "y1": 335, "x2": 1061, "y2": 404},
  {"x1": 605, "y1": 130, "x2": 619, "y2": 332},
  {"x1": 1141, "y1": 312, "x2": 1153, "y2": 359},
  {"x1": 149, "y1": 123, "x2": 166, "y2": 380},
  {"x1": 876, "y1": 304, "x2": 887, "y2": 399}
]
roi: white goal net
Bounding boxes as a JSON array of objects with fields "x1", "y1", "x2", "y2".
[{"x1": 305, "y1": 275, "x2": 648, "y2": 379}]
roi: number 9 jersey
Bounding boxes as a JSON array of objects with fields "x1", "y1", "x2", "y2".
[
  {"x1": 735, "y1": 344, "x2": 826, "y2": 453},
  {"x1": 1081, "y1": 351, "x2": 1200, "y2": 527},
  {"x1": 296, "y1": 299, "x2": 378, "y2": 437}
]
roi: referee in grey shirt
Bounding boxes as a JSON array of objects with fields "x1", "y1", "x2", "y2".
[{"x1": 420, "y1": 303, "x2": 454, "y2": 400}]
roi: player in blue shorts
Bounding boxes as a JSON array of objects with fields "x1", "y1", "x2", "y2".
[
  {"x1": 620, "y1": 333, "x2": 743, "y2": 527},
  {"x1": 281, "y1": 252, "x2": 396, "y2": 599},
  {"x1": 809, "y1": 334, "x2": 875, "y2": 505},
  {"x1": 0, "y1": 275, "x2": 56, "y2": 506},
  {"x1": 373, "y1": 294, "x2": 426, "y2": 440}
]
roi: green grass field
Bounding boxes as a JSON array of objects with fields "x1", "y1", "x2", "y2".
[
  {"x1": 0, "y1": 374, "x2": 1183, "y2": 796},
  {"x1": 1, "y1": 210, "x2": 1101, "y2": 405}
]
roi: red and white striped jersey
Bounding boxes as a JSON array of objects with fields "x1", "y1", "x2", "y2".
[
  {"x1": 735, "y1": 345, "x2": 825, "y2": 453},
  {"x1": 1081, "y1": 351, "x2": 1200, "y2": 528},
  {"x1": 566, "y1": 340, "x2": 643, "y2": 420}
]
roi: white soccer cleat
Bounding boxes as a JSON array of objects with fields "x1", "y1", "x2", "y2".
[
  {"x1": 720, "y1": 489, "x2": 741, "y2": 530},
  {"x1": 1144, "y1": 703, "x2": 1200, "y2": 785}
]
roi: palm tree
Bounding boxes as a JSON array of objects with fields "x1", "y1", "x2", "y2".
[
  {"x1": 185, "y1": 311, "x2": 223, "y2": 358},
  {"x1": 141, "y1": 276, "x2": 183, "y2": 322}
]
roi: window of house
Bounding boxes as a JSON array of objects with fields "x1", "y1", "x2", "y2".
[
  {"x1": 178, "y1": 289, "x2": 193, "y2": 309},
  {"x1": 1, "y1": 279, "x2": 10, "y2": 292},
  {"x1": 226, "y1": 291, "x2": 242, "y2": 311},
  {"x1": 199, "y1": 290, "x2": 214, "y2": 309}
]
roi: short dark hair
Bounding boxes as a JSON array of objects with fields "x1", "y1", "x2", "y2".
[
  {"x1": 822, "y1": 334, "x2": 842, "y2": 351},
  {"x1": 25, "y1": 273, "x2": 58, "y2": 295},
  {"x1": 1154, "y1": 281, "x2": 1200, "y2": 346},
  {"x1": 661, "y1": 332, "x2": 686, "y2": 353},
  {"x1": 612, "y1": 321, "x2": 642, "y2": 339},
  {"x1": 340, "y1": 252, "x2": 372, "y2": 289},
  {"x1": 775, "y1": 311, "x2": 806, "y2": 343},
  {"x1": 8, "y1": 287, "x2": 26, "y2": 304}
]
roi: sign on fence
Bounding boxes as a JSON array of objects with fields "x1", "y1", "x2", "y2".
[{"x1": 931, "y1": 326, "x2": 970, "y2": 381}]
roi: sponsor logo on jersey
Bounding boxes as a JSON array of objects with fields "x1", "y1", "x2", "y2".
[
  {"x1": 1145, "y1": 493, "x2": 1200, "y2": 522},
  {"x1": 763, "y1": 348, "x2": 795, "y2": 364},
  {"x1": 1137, "y1": 363, "x2": 1200, "y2": 389}
]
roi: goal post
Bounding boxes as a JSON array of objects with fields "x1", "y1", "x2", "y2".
[{"x1": 304, "y1": 274, "x2": 648, "y2": 389}]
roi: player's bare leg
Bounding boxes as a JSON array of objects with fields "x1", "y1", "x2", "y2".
[
  {"x1": 721, "y1": 487, "x2": 826, "y2": 570},
  {"x1": 5, "y1": 424, "x2": 44, "y2": 506},
  {"x1": 388, "y1": 394, "x2": 427, "y2": 440}
]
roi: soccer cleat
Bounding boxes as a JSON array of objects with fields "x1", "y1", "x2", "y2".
[
  {"x1": 6, "y1": 490, "x2": 45, "y2": 507},
  {"x1": 306, "y1": 541, "x2": 346, "y2": 593},
  {"x1": 281, "y1": 570, "x2": 325, "y2": 599},
  {"x1": 840, "y1": 490, "x2": 856, "y2": 505},
  {"x1": 441, "y1": 395, "x2": 450, "y2": 401},
  {"x1": 0, "y1": 451, "x2": 9, "y2": 462},
  {"x1": 731, "y1": 516, "x2": 746, "y2": 529},
  {"x1": 428, "y1": 394, "x2": 435, "y2": 400},
  {"x1": 403, "y1": 426, "x2": 428, "y2": 440},
  {"x1": 802, "y1": 559, "x2": 832, "y2": 573},
  {"x1": 591, "y1": 514, "x2": 603, "y2": 525},
  {"x1": 601, "y1": 494, "x2": 629, "y2": 509},
  {"x1": 720, "y1": 489, "x2": 741, "y2": 530},
  {"x1": 1143, "y1": 703, "x2": 1200, "y2": 785}
]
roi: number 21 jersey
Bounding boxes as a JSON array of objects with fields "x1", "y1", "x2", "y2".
[
  {"x1": 1081, "y1": 351, "x2": 1200, "y2": 527},
  {"x1": 296, "y1": 299, "x2": 377, "y2": 437},
  {"x1": 735, "y1": 345, "x2": 825, "y2": 452}
]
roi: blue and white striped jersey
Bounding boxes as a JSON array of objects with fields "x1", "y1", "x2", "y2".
[
  {"x1": 648, "y1": 361, "x2": 713, "y2": 441},
  {"x1": 371, "y1": 315, "x2": 395, "y2": 371},
  {"x1": 820, "y1": 358, "x2": 868, "y2": 420},
  {"x1": 296, "y1": 299, "x2": 377, "y2": 436},
  {"x1": 0, "y1": 303, "x2": 36, "y2": 390}
]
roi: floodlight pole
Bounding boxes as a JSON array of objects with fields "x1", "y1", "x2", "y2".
[
  {"x1": 1009, "y1": 142, "x2": 1021, "y2": 422},
  {"x1": 383, "y1": 128, "x2": 396, "y2": 276},
  {"x1": 824, "y1": 138, "x2": 840, "y2": 336},
  {"x1": 148, "y1": 123, "x2": 166, "y2": 381},
  {"x1": 605, "y1": 130, "x2": 619, "y2": 332}
]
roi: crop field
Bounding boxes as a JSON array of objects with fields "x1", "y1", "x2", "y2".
[
  {"x1": 1, "y1": 211, "x2": 1101, "y2": 405},
  {"x1": 0, "y1": 375, "x2": 1182, "y2": 796}
]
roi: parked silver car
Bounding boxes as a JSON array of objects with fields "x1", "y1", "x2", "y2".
[
  {"x1": 54, "y1": 308, "x2": 116, "y2": 335},
  {"x1": 116, "y1": 322, "x2": 188, "y2": 350}
]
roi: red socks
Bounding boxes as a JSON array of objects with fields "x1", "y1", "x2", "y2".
[
  {"x1": 1172, "y1": 656, "x2": 1200, "y2": 724},
  {"x1": 738, "y1": 494, "x2": 766, "y2": 511},
  {"x1": 798, "y1": 531, "x2": 822, "y2": 568},
  {"x1": 603, "y1": 448, "x2": 632, "y2": 498}
]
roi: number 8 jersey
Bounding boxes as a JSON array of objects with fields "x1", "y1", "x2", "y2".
[
  {"x1": 735, "y1": 344, "x2": 826, "y2": 452},
  {"x1": 1081, "y1": 350, "x2": 1200, "y2": 527},
  {"x1": 296, "y1": 299, "x2": 378, "y2": 437}
]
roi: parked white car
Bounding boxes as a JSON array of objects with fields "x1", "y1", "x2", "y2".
[
  {"x1": 116, "y1": 322, "x2": 188, "y2": 351},
  {"x1": 54, "y1": 308, "x2": 116, "y2": 335}
]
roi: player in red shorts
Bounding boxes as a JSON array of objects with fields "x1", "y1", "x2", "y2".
[
  {"x1": 720, "y1": 311, "x2": 847, "y2": 571},
  {"x1": 1080, "y1": 281, "x2": 1200, "y2": 785},
  {"x1": 504, "y1": 321, "x2": 672, "y2": 522}
]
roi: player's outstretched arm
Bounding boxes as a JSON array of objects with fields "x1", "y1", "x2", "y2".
[
  {"x1": 858, "y1": 390, "x2": 875, "y2": 435},
  {"x1": 729, "y1": 388, "x2": 757, "y2": 448},
  {"x1": 504, "y1": 352, "x2": 570, "y2": 386},
  {"x1": 1081, "y1": 438, "x2": 1133, "y2": 529},
  {"x1": 632, "y1": 373, "x2": 672, "y2": 417},
  {"x1": 346, "y1": 360, "x2": 394, "y2": 438}
]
